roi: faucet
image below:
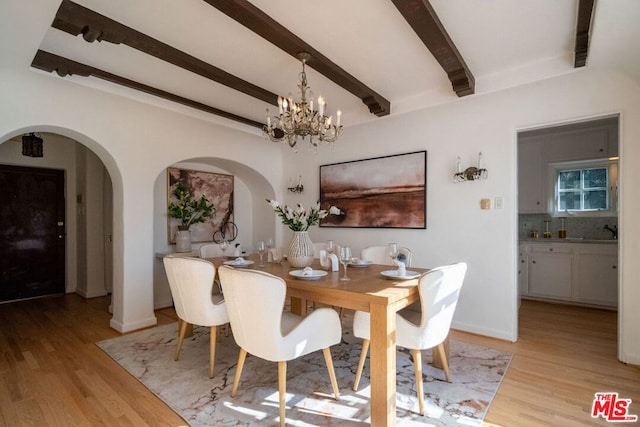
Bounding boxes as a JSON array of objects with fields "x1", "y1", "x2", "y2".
[{"x1": 603, "y1": 225, "x2": 618, "y2": 240}]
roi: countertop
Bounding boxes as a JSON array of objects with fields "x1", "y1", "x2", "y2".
[{"x1": 520, "y1": 238, "x2": 618, "y2": 244}]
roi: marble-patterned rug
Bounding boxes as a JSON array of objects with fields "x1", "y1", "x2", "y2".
[{"x1": 97, "y1": 315, "x2": 511, "y2": 426}]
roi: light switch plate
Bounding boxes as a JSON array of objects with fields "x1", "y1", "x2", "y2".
[{"x1": 495, "y1": 196, "x2": 504, "y2": 209}]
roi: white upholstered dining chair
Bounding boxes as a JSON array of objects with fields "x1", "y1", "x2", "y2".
[
  {"x1": 360, "y1": 245, "x2": 412, "y2": 267},
  {"x1": 199, "y1": 243, "x2": 225, "y2": 295},
  {"x1": 199, "y1": 243, "x2": 225, "y2": 259},
  {"x1": 217, "y1": 265, "x2": 342, "y2": 427},
  {"x1": 352, "y1": 262, "x2": 467, "y2": 415},
  {"x1": 162, "y1": 255, "x2": 230, "y2": 378}
]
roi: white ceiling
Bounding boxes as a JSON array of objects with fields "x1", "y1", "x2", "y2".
[{"x1": 4, "y1": 0, "x2": 640, "y2": 134}]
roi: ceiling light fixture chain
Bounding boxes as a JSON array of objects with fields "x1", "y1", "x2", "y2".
[{"x1": 263, "y1": 52, "x2": 343, "y2": 150}]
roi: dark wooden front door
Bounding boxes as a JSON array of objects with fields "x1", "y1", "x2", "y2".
[{"x1": 0, "y1": 165, "x2": 65, "y2": 302}]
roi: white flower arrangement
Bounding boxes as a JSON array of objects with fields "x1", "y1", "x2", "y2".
[{"x1": 267, "y1": 199, "x2": 341, "y2": 231}]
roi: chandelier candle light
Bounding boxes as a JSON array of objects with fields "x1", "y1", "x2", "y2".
[{"x1": 263, "y1": 52, "x2": 343, "y2": 149}]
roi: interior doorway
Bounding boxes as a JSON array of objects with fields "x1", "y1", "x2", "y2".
[{"x1": 516, "y1": 115, "x2": 620, "y2": 347}]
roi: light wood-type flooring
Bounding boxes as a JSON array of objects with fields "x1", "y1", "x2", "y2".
[{"x1": 0, "y1": 295, "x2": 638, "y2": 426}]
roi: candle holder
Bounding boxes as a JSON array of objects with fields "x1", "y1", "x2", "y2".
[
  {"x1": 287, "y1": 175, "x2": 304, "y2": 194},
  {"x1": 454, "y1": 152, "x2": 488, "y2": 182}
]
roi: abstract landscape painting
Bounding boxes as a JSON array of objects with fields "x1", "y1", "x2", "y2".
[{"x1": 320, "y1": 151, "x2": 426, "y2": 228}]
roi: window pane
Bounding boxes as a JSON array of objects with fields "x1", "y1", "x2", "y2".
[
  {"x1": 584, "y1": 168, "x2": 607, "y2": 189},
  {"x1": 584, "y1": 190, "x2": 608, "y2": 210},
  {"x1": 559, "y1": 170, "x2": 581, "y2": 190},
  {"x1": 559, "y1": 191, "x2": 581, "y2": 210}
]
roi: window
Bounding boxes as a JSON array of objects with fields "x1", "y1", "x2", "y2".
[
  {"x1": 557, "y1": 167, "x2": 608, "y2": 211},
  {"x1": 550, "y1": 159, "x2": 617, "y2": 216}
]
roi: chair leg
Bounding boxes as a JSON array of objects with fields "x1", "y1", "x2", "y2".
[
  {"x1": 353, "y1": 339, "x2": 370, "y2": 391},
  {"x1": 436, "y1": 343, "x2": 451, "y2": 382},
  {"x1": 322, "y1": 348, "x2": 340, "y2": 400},
  {"x1": 411, "y1": 349, "x2": 425, "y2": 415},
  {"x1": 278, "y1": 361, "x2": 287, "y2": 427},
  {"x1": 174, "y1": 319, "x2": 189, "y2": 361},
  {"x1": 209, "y1": 325, "x2": 218, "y2": 378},
  {"x1": 231, "y1": 348, "x2": 247, "y2": 397}
]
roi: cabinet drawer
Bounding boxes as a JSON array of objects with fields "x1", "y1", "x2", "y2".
[{"x1": 528, "y1": 244, "x2": 572, "y2": 254}]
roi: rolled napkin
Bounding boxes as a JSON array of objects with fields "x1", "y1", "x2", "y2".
[
  {"x1": 302, "y1": 266, "x2": 314, "y2": 276},
  {"x1": 328, "y1": 253, "x2": 339, "y2": 272},
  {"x1": 269, "y1": 248, "x2": 283, "y2": 263},
  {"x1": 235, "y1": 257, "x2": 245, "y2": 264},
  {"x1": 393, "y1": 259, "x2": 406, "y2": 276}
]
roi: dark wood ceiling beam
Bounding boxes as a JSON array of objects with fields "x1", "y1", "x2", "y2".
[
  {"x1": 31, "y1": 50, "x2": 264, "y2": 129},
  {"x1": 390, "y1": 0, "x2": 474, "y2": 97},
  {"x1": 202, "y1": 0, "x2": 391, "y2": 117},
  {"x1": 574, "y1": 0, "x2": 595, "y2": 67},
  {"x1": 51, "y1": 0, "x2": 278, "y2": 106}
]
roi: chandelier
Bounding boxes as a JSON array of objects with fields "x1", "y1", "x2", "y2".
[{"x1": 263, "y1": 52, "x2": 343, "y2": 149}]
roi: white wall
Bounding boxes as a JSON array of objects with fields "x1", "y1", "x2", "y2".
[
  {"x1": 0, "y1": 67, "x2": 283, "y2": 333},
  {"x1": 281, "y1": 68, "x2": 640, "y2": 363}
]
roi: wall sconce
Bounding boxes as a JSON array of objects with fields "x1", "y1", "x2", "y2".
[
  {"x1": 454, "y1": 152, "x2": 488, "y2": 182},
  {"x1": 22, "y1": 133, "x2": 44, "y2": 157},
  {"x1": 287, "y1": 175, "x2": 304, "y2": 193}
]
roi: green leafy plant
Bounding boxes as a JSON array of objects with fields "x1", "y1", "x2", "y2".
[{"x1": 168, "y1": 183, "x2": 215, "y2": 229}]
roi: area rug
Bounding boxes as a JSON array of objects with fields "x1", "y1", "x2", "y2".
[{"x1": 97, "y1": 315, "x2": 511, "y2": 426}]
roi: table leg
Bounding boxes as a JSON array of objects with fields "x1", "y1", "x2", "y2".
[
  {"x1": 289, "y1": 296, "x2": 307, "y2": 316},
  {"x1": 369, "y1": 303, "x2": 396, "y2": 426}
]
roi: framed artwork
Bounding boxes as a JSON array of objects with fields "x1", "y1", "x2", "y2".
[
  {"x1": 319, "y1": 151, "x2": 426, "y2": 229},
  {"x1": 167, "y1": 167, "x2": 234, "y2": 243}
]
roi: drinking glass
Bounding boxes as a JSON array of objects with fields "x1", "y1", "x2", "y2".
[
  {"x1": 219, "y1": 240, "x2": 229, "y2": 255},
  {"x1": 387, "y1": 243, "x2": 398, "y2": 265},
  {"x1": 339, "y1": 246, "x2": 352, "y2": 281},
  {"x1": 266, "y1": 238, "x2": 274, "y2": 249},
  {"x1": 256, "y1": 240, "x2": 266, "y2": 266},
  {"x1": 326, "y1": 240, "x2": 335, "y2": 254}
]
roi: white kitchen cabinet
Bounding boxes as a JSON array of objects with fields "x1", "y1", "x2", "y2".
[
  {"x1": 527, "y1": 244, "x2": 573, "y2": 299},
  {"x1": 521, "y1": 241, "x2": 618, "y2": 308},
  {"x1": 544, "y1": 127, "x2": 612, "y2": 162},
  {"x1": 518, "y1": 138, "x2": 546, "y2": 213},
  {"x1": 576, "y1": 244, "x2": 618, "y2": 307}
]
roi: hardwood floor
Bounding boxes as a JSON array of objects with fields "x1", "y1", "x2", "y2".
[{"x1": 0, "y1": 295, "x2": 638, "y2": 426}]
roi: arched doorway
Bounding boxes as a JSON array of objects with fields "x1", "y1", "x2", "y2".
[
  {"x1": 151, "y1": 157, "x2": 278, "y2": 309},
  {"x1": 0, "y1": 129, "x2": 118, "y2": 307}
]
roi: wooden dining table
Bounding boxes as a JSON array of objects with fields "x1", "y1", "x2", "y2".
[{"x1": 210, "y1": 255, "x2": 429, "y2": 426}]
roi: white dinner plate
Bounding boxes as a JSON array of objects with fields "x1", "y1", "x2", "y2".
[
  {"x1": 349, "y1": 259, "x2": 372, "y2": 268},
  {"x1": 380, "y1": 270, "x2": 421, "y2": 280},
  {"x1": 289, "y1": 269, "x2": 328, "y2": 280},
  {"x1": 223, "y1": 260, "x2": 254, "y2": 267}
]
